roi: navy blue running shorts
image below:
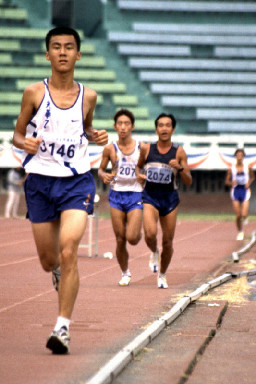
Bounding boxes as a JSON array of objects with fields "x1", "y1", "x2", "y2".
[
  {"x1": 231, "y1": 186, "x2": 250, "y2": 202},
  {"x1": 142, "y1": 189, "x2": 179, "y2": 216},
  {"x1": 25, "y1": 172, "x2": 96, "y2": 223},
  {"x1": 109, "y1": 190, "x2": 143, "y2": 213}
]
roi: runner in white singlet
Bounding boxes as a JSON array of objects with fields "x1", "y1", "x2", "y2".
[
  {"x1": 12, "y1": 27, "x2": 108, "y2": 354},
  {"x1": 98, "y1": 109, "x2": 143, "y2": 286},
  {"x1": 225, "y1": 148, "x2": 255, "y2": 240}
]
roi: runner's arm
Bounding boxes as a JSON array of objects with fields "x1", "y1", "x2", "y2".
[
  {"x1": 84, "y1": 89, "x2": 108, "y2": 146},
  {"x1": 170, "y1": 146, "x2": 192, "y2": 187},
  {"x1": 98, "y1": 145, "x2": 116, "y2": 184},
  {"x1": 13, "y1": 84, "x2": 42, "y2": 154},
  {"x1": 135, "y1": 143, "x2": 149, "y2": 185},
  {"x1": 245, "y1": 167, "x2": 255, "y2": 189},
  {"x1": 225, "y1": 168, "x2": 234, "y2": 187}
]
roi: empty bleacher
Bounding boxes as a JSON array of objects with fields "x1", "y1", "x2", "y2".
[
  {"x1": 106, "y1": 0, "x2": 256, "y2": 135},
  {"x1": 2, "y1": 0, "x2": 256, "y2": 137},
  {"x1": 0, "y1": 1, "x2": 152, "y2": 132},
  {"x1": 117, "y1": 1, "x2": 256, "y2": 13}
]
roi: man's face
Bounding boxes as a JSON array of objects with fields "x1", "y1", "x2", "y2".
[
  {"x1": 114, "y1": 115, "x2": 134, "y2": 139},
  {"x1": 156, "y1": 117, "x2": 174, "y2": 142},
  {"x1": 236, "y1": 150, "x2": 244, "y2": 162},
  {"x1": 45, "y1": 35, "x2": 81, "y2": 71}
]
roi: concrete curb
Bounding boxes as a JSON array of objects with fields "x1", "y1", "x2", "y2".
[
  {"x1": 85, "y1": 232, "x2": 256, "y2": 384},
  {"x1": 232, "y1": 231, "x2": 256, "y2": 262}
]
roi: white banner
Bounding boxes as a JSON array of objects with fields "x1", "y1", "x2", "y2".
[{"x1": 1, "y1": 133, "x2": 256, "y2": 170}]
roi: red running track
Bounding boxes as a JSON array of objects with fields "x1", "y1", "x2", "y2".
[{"x1": 0, "y1": 216, "x2": 253, "y2": 384}]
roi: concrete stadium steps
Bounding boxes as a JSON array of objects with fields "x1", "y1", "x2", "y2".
[
  {"x1": 117, "y1": 1, "x2": 256, "y2": 13},
  {"x1": 139, "y1": 71, "x2": 256, "y2": 83},
  {"x1": 106, "y1": 0, "x2": 256, "y2": 135},
  {"x1": 0, "y1": 1, "x2": 153, "y2": 136}
]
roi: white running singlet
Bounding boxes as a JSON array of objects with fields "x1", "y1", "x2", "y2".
[
  {"x1": 111, "y1": 141, "x2": 143, "y2": 192},
  {"x1": 231, "y1": 164, "x2": 249, "y2": 186},
  {"x1": 22, "y1": 78, "x2": 91, "y2": 177}
]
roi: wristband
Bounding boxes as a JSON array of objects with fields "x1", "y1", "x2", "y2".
[{"x1": 178, "y1": 167, "x2": 184, "y2": 173}]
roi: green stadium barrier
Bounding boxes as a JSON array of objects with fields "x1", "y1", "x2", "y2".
[
  {"x1": 0, "y1": 8, "x2": 27, "y2": 20},
  {"x1": 0, "y1": 53, "x2": 12, "y2": 64},
  {"x1": 112, "y1": 95, "x2": 138, "y2": 105},
  {"x1": 40, "y1": 41, "x2": 96, "y2": 54},
  {"x1": 0, "y1": 92, "x2": 23, "y2": 103},
  {"x1": 0, "y1": 27, "x2": 84, "y2": 39},
  {"x1": 34, "y1": 55, "x2": 106, "y2": 68},
  {"x1": 0, "y1": 40, "x2": 21, "y2": 51},
  {"x1": 0, "y1": 105, "x2": 20, "y2": 115},
  {"x1": 0, "y1": 67, "x2": 115, "y2": 81}
]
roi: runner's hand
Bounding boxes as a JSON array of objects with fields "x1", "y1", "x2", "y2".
[
  {"x1": 103, "y1": 172, "x2": 116, "y2": 184},
  {"x1": 169, "y1": 159, "x2": 181, "y2": 170},
  {"x1": 24, "y1": 137, "x2": 42, "y2": 154},
  {"x1": 92, "y1": 129, "x2": 108, "y2": 146}
]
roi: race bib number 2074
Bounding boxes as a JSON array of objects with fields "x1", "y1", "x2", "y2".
[{"x1": 146, "y1": 163, "x2": 172, "y2": 184}]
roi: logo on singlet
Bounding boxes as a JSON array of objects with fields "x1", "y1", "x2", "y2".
[{"x1": 44, "y1": 101, "x2": 51, "y2": 129}]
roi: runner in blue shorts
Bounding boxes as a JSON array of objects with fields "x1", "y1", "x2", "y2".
[
  {"x1": 98, "y1": 109, "x2": 143, "y2": 286},
  {"x1": 136, "y1": 113, "x2": 192, "y2": 289},
  {"x1": 225, "y1": 148, "x2": 255, "y2": 240},
  {"x1": 12, "y1": 27, "x2": 108, "y2": 354}
]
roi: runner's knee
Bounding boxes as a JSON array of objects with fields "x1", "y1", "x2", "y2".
[{"x1": 127, "y1": 232, "x2": 141, "y2": 246}]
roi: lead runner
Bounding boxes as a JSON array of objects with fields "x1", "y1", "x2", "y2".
[
  {"x1": 136, "y1": 113, "x2": 192, "y2": 288},
  {"x1": 12, "y1": 27, "x2": 108, "y2": 354}
]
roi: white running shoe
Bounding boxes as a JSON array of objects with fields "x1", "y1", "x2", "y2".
[
  {"x1": 236, "y1": 232, "x2": 244, "y2": 241},
  {"x1": 149, "y1": 249, "x2": 159, "y2": 273},
  {"x1": 118, "y1": 273, "x2": 131, "y2": 286},
  {"x1": 52, "y1": 266, "x2": 61, "y2": 291},
  {"x1": 46, "y1": 326, "x2": 70, "y2": 354},
  {"x1": 158, "y1": 274, "x2": 168, "y2": 289}
]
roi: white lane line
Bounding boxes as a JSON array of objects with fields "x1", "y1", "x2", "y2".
[
  {"x1": 0, "y1": 222, "x2": 223, "y2": 314},
  {"x1": 175, "y1": 222, "x2": 220, "y2": 243},
  {"x1": 0, "y1": 239, "x2": 34, "y2": 248},
  {"x1": 0, "y1": 257, "x2": 37, "y2": 267},
  {"x1": 0, "y1": 262, "x2": 124, "y2": 314}
]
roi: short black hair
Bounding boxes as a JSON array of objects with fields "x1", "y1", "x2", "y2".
[
  {"x1": 155, "y1": 113, "x2": 176, "y2": 129},
  {"x1": 234, "y1": 148, "x2": 245, "y2": 157},
  {"x1": 45, "y1": 26, "x2": 81, "y2": 51},
  {"x1": 114, "y1": 109, "x2": 135, "y2": 125}
]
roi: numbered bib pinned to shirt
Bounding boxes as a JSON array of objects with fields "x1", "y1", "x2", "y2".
[{"x1": 145, "y1": 162, "x2": 172, "y2": 184}]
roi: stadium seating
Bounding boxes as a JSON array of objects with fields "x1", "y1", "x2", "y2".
[
  {"x1": 117, "y1": 1, "x2": 256, "y2": 13},
  {"x1": 161, "y1": 96, "x2": 256, "y2": 107},
  {"x1": 139, "y1": 71, "x2": 256, "y2": 83},
  {"x1": 0, "y1": 53, "x2": 12, "y2": 64},
  {"x1": 132, "y1": 22, "x2": 256, "y2": 35},
  {"x1": 0, "y1": 1, "x2": 153, "y2": 133},
  {"x1": 214, "y1": 47, "x2": 256, "y2": 58},
  {"x1": 118, "y1": 44, "x2": 191, "y2": 56},
  {"x1": 0, "y1": 40, "x2": 21, "y2": 51},
  {"x1": 1, "y1": 0, "x2": 256, "y2": 136},
  {"x1": 34, "y1": 54, "x2": 106, "y2": 68},
  {"x1": 106, "y1": 0, "x2": 256, "y2": 135},
  {"x1": 109, "y1": 31, "x2": 256, "y2": 46}
]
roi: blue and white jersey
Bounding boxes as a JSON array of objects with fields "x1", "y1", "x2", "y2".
[
  {"x1": 111, "y1": 140, "x2": 142, "y2": 192},
  {"x1": 22, "y1": 78, "x2": 90, "y2": 177},
  {"x1": 231, "y1": 165, "x2": 249, "y2": 187}
]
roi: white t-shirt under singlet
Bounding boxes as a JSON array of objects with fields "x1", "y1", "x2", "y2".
[
  {"x1": 22, "y1": 78, "x2": 91, "y2": 177},
  {"x1": 111, "y1": 140, "x2": 142, "y2": 192}
]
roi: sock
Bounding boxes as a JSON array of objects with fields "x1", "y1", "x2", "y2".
[
  {"x1": 54, "y1": 316, "x2": 70, "y2": 331},
  {"x1": 159, "y1": 272, "x2": 166, "y2": 279},
  {"x1": 122, "y1": 269, "x2": 130, "y2": 276}
]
